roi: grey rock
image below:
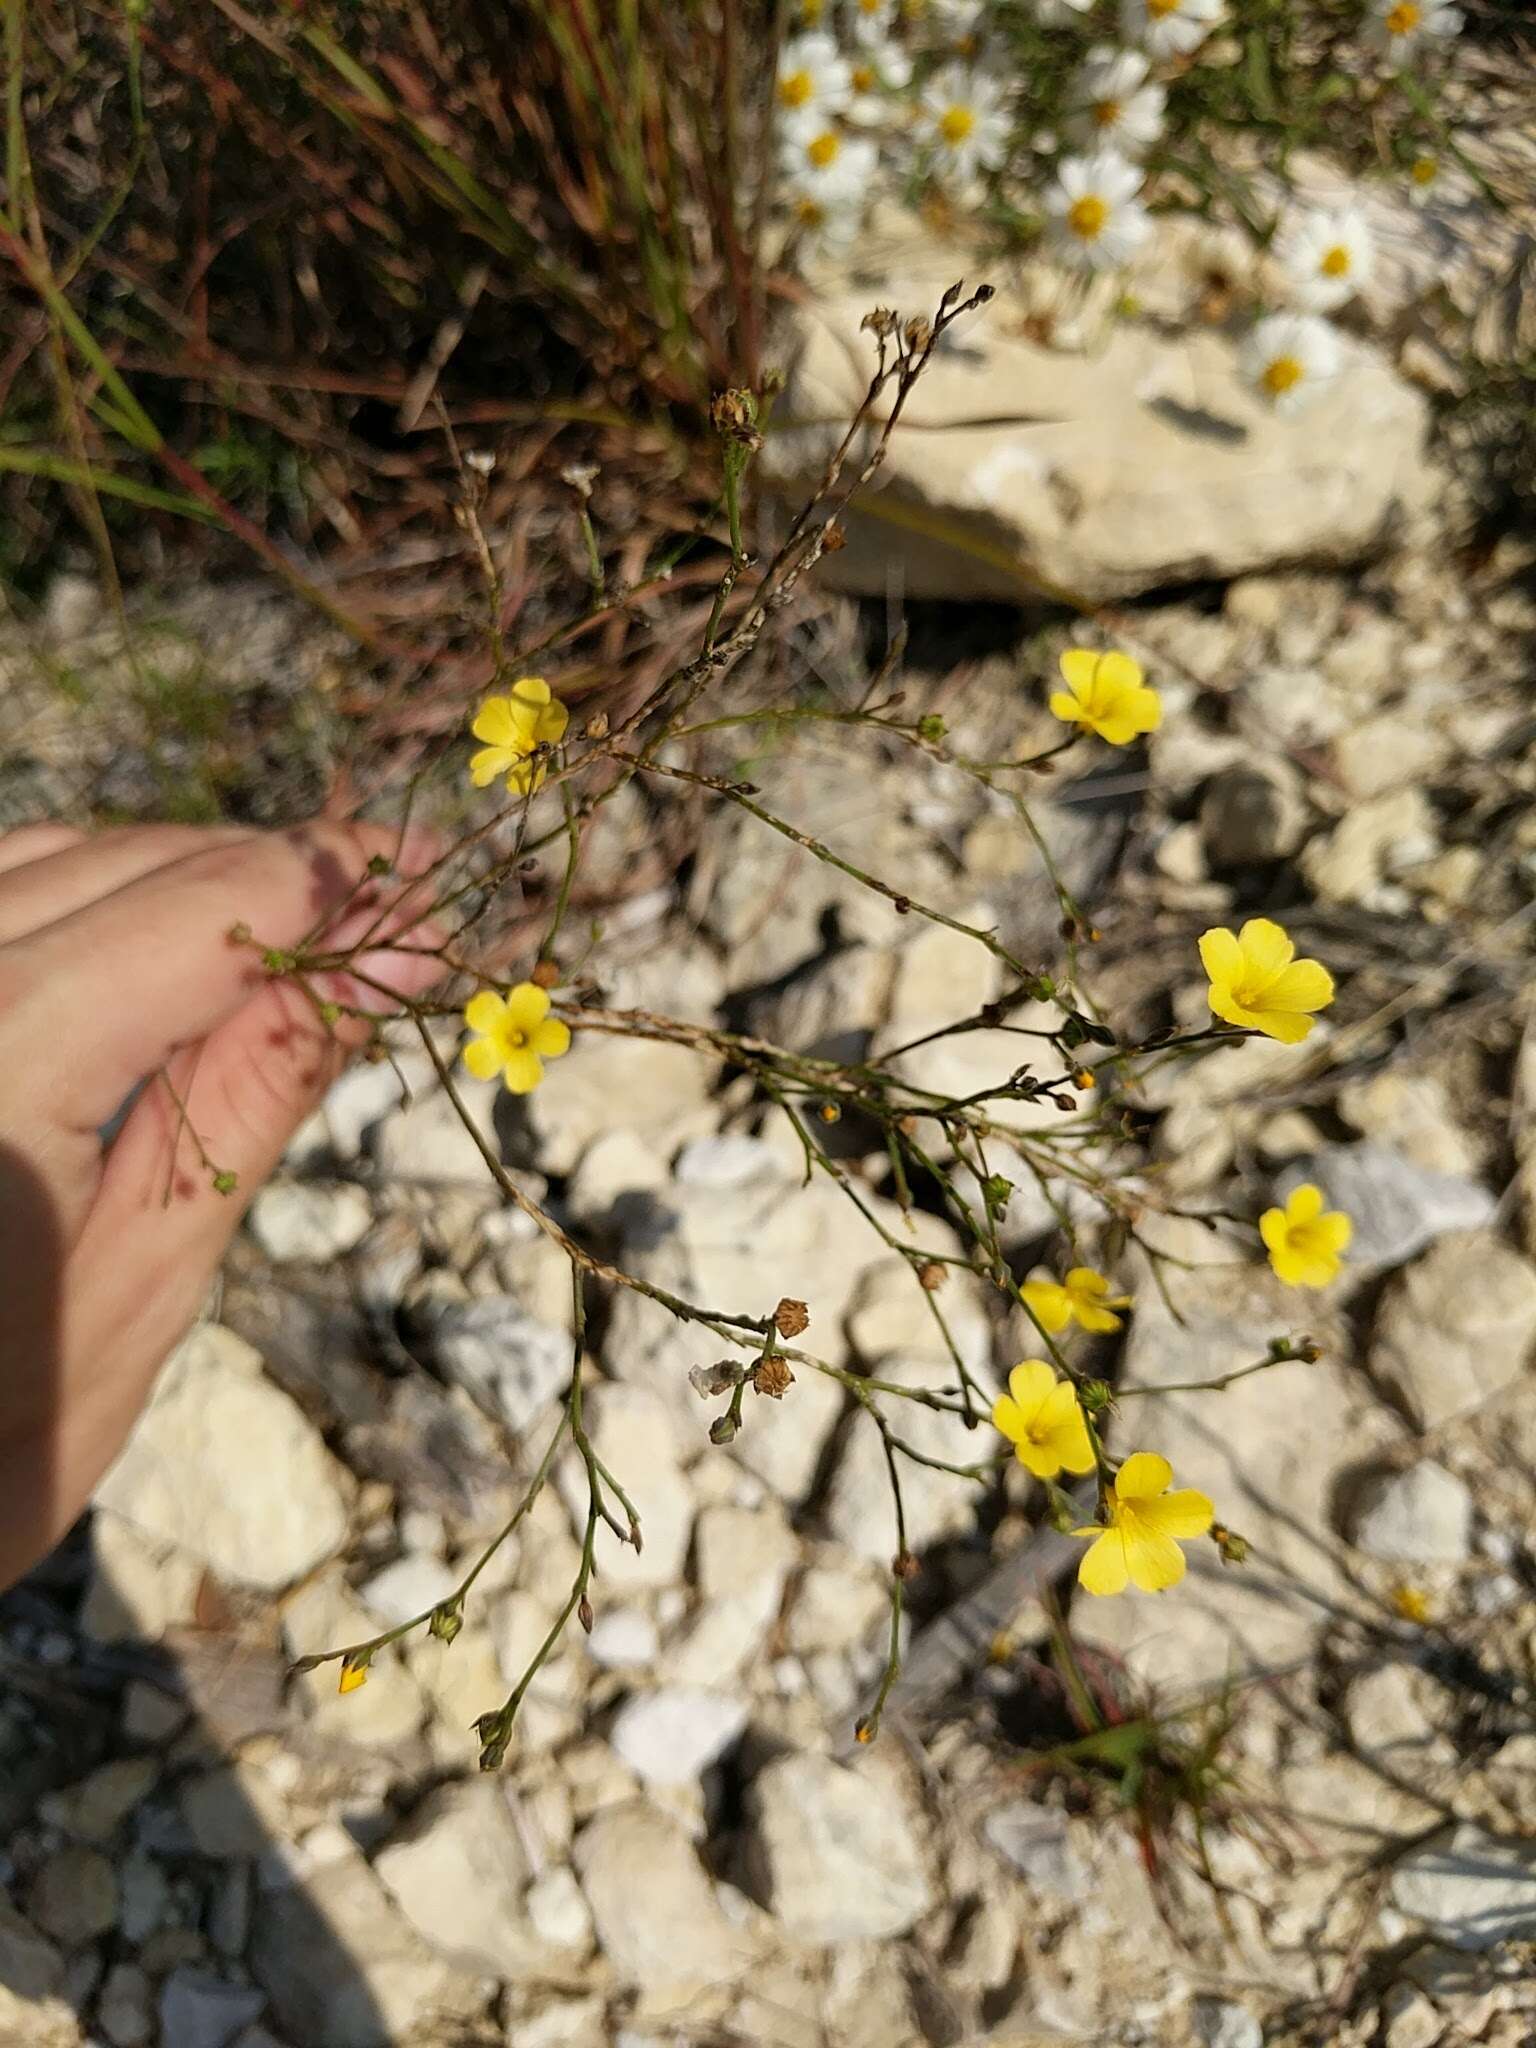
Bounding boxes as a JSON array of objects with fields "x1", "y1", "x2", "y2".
[
  {"x1": 746, "y1": 1752, "x2": 931, "y2": 1942},
  {"x1": 158, "y1": 1970, "x2": 266, "y2": 2048},
  {"x1": 0, "y1": 1896, "x2": 63, "y2": 2002},
  {"x1": 764, "y1": 220, "x2": 1434, "y2": 605},
  {"x1": 555, "y1": 1383, "x2": 695, "y2": 1592},
  {"x1": 584, "y1": 1607, "x2": 659, "y2": 1671},
  {"x1": 357, "y1": 1553, "x2": 457, "y2": 1630},
  {"x1": 573, "y1": 1801, "x2": 752, "y2": 1999},
  {"x1": 96, "y1": 1324, "x2": 348, "y2": 1591},
  {"x1": 1370, "y1": 1232, "x2": 1536, "y2": 1429},
  {"x1": 372, "y1": 1778, "x2": 544, "y2": 1977},
  {"x1": 608, "y1": 1688, "x2": 749, "y2": 1787},
  {"x1": 1192, "y1": 1998, "x2": 1264, "y2": 2048},
  {"x1": 28, "y1": 1847, "x2": 118, "y2": 1945},
  {"x1": 247, "y1": 1180, "x2": 372, "y2": 1264},
  {"x1": 1351, "y1": 1462, "x2": 1473, "y2": 1565},
  {"x1": 97, "y1": 1963, "x2": 153, "y2": 2048},
  {"x1": 981, "y1": 1803, "x2": 1088, "y2": 1900},
  {"x1": 1392, "y1": 1822, "x2": 1536, "y2": 1951},
  {"x1": 1199, "y1": 760, "x2": 1306, "y2": 868},
  {"x1": 673, "y1": 1134, "x2": 782, "y2": 1188},
  {"x1": 822, "y1": 1354, "x2": 978, "y2": 1566},
  {"x1": 430, "y1": 1296, "x2": 570, "y2": 1436},
  {"x1": 523, "y1": 1868, "x2": 592, "y2": 1953},
  {"x1": 1277, "y1": 1144, "x2": 1495, "y2": 1273},
  {"x1": 250, "y1": 1847, "x2": 485, "y2": 2048},
  {"x1": 38, "y1": 1759, "x2": 157, "y2": 1845}
]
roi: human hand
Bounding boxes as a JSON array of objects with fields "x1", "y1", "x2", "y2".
[{"x1": 0, "y1": 820, "x2": 444, "y2": 1589}]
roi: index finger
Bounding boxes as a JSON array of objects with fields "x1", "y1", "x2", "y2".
[{"x1": 0, "y1": 821, "x2": 442, "y2": 1134}]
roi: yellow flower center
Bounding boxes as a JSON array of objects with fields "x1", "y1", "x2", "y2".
[
  {"x1": 852, "y1": 62, "x2": 876, "y2": 91},
  {"x1": 795, "y1": 196, "x2": 827, "y2": 227},
  {"x1": 504, "y1": 1026, "x2": 528, "y2": 1051},
  {"x1": 1385, "y1": 0, "x2": 1420, "y2": 30},
  {"x1": 1147, "y1": 0, "x2": 1182, "y2": 16},
  {"x1": 1261, "y1": 353, "x2": 1304, "y2": 397},
  {"x1": 779, "y1": 69, "x2": 813, "y2": 108},
  {"x1": 806, "y1": 130, "x2": 841, "y2": 168},
  {"x1": 1068, "y1": 194, "x2": 1110, "y2": 240},
  {"x1": 1320, "y1": 243, "x2": 1351, "y2": 277},
  {"x1": 1092, "y1": 98, "x2": 1123, "y2": 128},
  {"x1": 1411, "y1": 154, "x2": 1437, "y2": 185},
  {"x1": 939, "y1": 104, "x2": 976, "y2": 146}
]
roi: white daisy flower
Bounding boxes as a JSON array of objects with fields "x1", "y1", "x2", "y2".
[
  {"x1": 776, "y1": 33, "x2": 853, "y2": 132},
  {"x1": 794, "y1": 0, "x2": 830, "y2": 25},
  {"x1": 1043, "y1": 150, "x2": 1153, "y2": 271},
  {"x1": 1067, "y1": 48, "x2": 1167, "y2": 157},
  {"x1": 1406, "y1": 153, "x2": 1441, "y2": 206},
  {"x1": 781, "y1": 125, "x2": 877, "y2": 253},
  {"x1": 919, "y1": 66, "x2": 1011, "y2": 183},
  {"x1": 906, "y1": 0, "x2": 987, "y2": 49},
  {"x1": 1119, "y1": 0, "x2": 1224, "y2": 60},
  {"x1": 1240, "y1": 313, "x2": 1342, "y2": 417},
  {"x1": 1035, "y1": 0, "x2": 1096, "y2": 25},
  {"x1": 1275, "y1": 206, "x2": 1375, "y2": 312},
  {"x1": 1364, "y1": 0, "x2": 1463, "y2": 64},
  {"x1": 780, "y1": 125, "x2": 879, "y2": 218},
  {"x1": 848, "y1": 32, "x2": 914, "y2": 109},
  {"x1": 849, "y1": 0, "x2": 899, "y2": 39}
]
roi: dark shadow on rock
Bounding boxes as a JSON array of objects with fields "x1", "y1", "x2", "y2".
[{"x1": 1145, "y1": 395, "x2": 1249, "y2": 444}]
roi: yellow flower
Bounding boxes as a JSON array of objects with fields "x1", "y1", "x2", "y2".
[
  {"x1": 1049, "y1": 649, "x2": 1162, "y2": 746},
  {"x1": 1259, "y1": 1182, "x2": 1352, "y2": 1288},
  {"x1": 992, "y1": 1360, "x2": 1096, "y2": 1479},
  {"x1": 1074, "y1": 1452, "x2": 1214, "y2": 1596},
  {"x1": 469, "y1": 677, "x2": 569, "y2": 796},
  {"x1": 463, "y1": 982, "x2": 572, "y2": 1095},
  {"x1": 1391, "y1": 1583, "x2": 1432, "y2": 1625},
  {"x1": 1199, "y1": 917, "x2": 1334, "y2": 1045},
  {"x1": 1020, "y1": 1266, "x2": 1132, "y2": 1336},
  {"x1": 338, "y1": 1660, "x2": 369, "y2": 1695}
]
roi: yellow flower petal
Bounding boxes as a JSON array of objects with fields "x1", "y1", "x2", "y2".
[
  {"x1": 1262, "y1": 960, "x2": 1335, "y2": 1014},
  {"x1": 462, "y1": 1037, "x2": 504, "y2": 1082},
  {"x1": 502, "y1": 981, "x2": 551, "y2": 1033},
  {"x1": 338, "y1": 1663, "x2": 368, "y2": 1695},
  {"x1": 1237, "y1": 917, "x2": 1295, "y2": 981},
  {"x1": 1006, "y1": 1359, "x2": 1057, "y2": 1419},
  {"x1": 470, "y1": 745, "x2": 515, "y2": 788},
  {"x1": 1038, "y1": 1385, "x2": 1095, "y2": 1475},
  {"x1": 500, "y1": 1047, "x2": 545, "y2": 1095},
  {"x1": 1013, "y1": 1434, "x2": 1065, "y2": 1479},
  {"x1": 536, "y1": 698, "x2": 571, "y2": 745},
  {"x1": 1141, "y1": 1486, "x2": 1214, "y2": 1542},
  {"x1": 1244, "y1": 1005, "x2": 1316, "y2": 1045},
  {"x1": 1286, "y1": 1183, "x2": 1324, "y2": 1224},
  {"x1": 1076, "y1": 1526, "x2": 1130, "y2": 1596},
  {"x1": 1092, "y1": 650, "x2": 1144, "y2": 696},
  {"x1": 1123, "y1": 1522, "x2": 1188, "y2": 1592},
  {"x1": 464, "y1": 991, "x2": 507, "y2": 1036},
  {"x1": 1115, "y1": 1451, "x2": 1173, "y2": 1502},
  {"x1": 472, "y1": 697, "x2": 519, "y2": 746},
  {"x1": 530, "y1": 1016, "x2": 571, "y2": 1061},
  {"x1": 991, "y1": 1394, "x2": 1027, "y2": 1445},
  {"x1": 1049, "y1": 690, "x2": 1088, "y2": 726},
  {"x1": 1198, "y1": 926, "x2": 1243, "y2": 987},
  {"x1": 1057, "y1": 648, "x2": 1103, "y2": 700},
  {"x1": 1258, "y1": 1207, "x2": 1288, "y2": 1253},
  {"x1": 1020, "y1": 1279, "x2": 1071, "y2": 1334},
  {"x1": 509, "y1": 675, "x2": 552, "y2": 709},
  {"x1": 1318, "y1": 1211, "x2": 1353, "y2": 1253}
]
